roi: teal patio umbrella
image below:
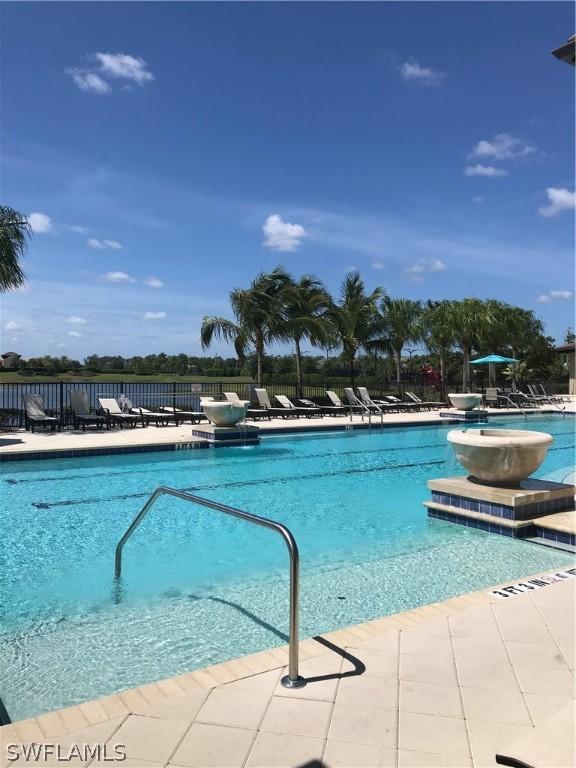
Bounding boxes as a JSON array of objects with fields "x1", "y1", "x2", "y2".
[{"x1": 470, "y1": 354, "x2": 519, "y2": 389}]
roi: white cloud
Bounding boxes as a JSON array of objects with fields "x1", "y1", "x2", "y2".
[
  {"x1": 143, "y1": 311, "x2": 166, "y2": 320},
  {"x1": 262, "y1": 214, "x2": 307, "y2": 252},
  {"x1": 143, "y1": 276, "x2": 164, "y2": 288},
  {"x1": 464, "y1": 164, "x2": 508, "y2": 178},
  {"x1": 539, "y1": 187, "x2": 576, "y2": 218},
  {"x1": 95, "y1": 53, "x2": 154, "y2": 85},
  {"x1": 400, "y1": 60, "x2": 445, "y2": 86},
  {"x1": 28, "y1": 212, "x2": 53, "y2": 233},
  {"x1": 102, "y1": 271, "x2": 136, "y2": 283},
  {"x1": 406, "y1": 258, "x2": 447, "y2": 275},
  {"x1": 470, "y1": 133, "x2": 536, "y2": 161},
  {"x1": 536, "y1": 289, "x2": 574, "y2": 303},
  {"x1": 472, "y1": 196, "x2": 485, "y2": 204},
  {"x1": 371, "y1": 260, "x2": 385, "y2": 270},
  {"x1": 88, "y1": 238, "x2": 123, "y2": 250},
  {"x1": 67, "y1": 53, "x2": 152, "y2": 94},
  {"x1": 5, "y1": 321, "x2": 22, "y2": 331},
  {"x1": 68, "y1": 330, "x2": 83, "y2": 338},
  {"x1": 67, "y1": 70, "x2": 111, "y2": 94},
  {"x1": 66, "y1": 225, "x2": 87, "y2": 233},
  {"x1": 67, "y1": 316, "x2": 87, "y2": 325}
]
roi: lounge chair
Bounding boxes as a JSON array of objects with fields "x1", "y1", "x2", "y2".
[
  {"x1": 276, "y1": 394, "x2": 322, "y2": 417},
  {"x1": 405, "y1": 391, "x2": 447, "y2": 410},
  {"x1": 98, "y1": 398, "x2": 142, "y2": 428},
  {"x1": 23, "y1": 394, "x2": 60, "y2": 432},
  {"x1": 381, "y1": 394, "x2": 421, "y2": 412},
  {"x1": 69, "y1": 390, "x2": 109, "y2": 430},
  {"x1": 160, "y1": 405, "x2": 206, "y2": 424},
  {"x1": 344, "y1": 387, "x2": 381, "y2": 414},
  {"x1": 254, "y1": 388, "x2": 298, "y2": 418},
  {"x1": 223, "y1": 392, "x2": 270, "y2": 421},
  {"x1": 536, "y1": 384, "x2": 569, "y2": 403},
  {"x1": 527, "y1": 384, "x2": 555, "y2": 404},
  {"x1": 124, "y1": 398, "x2": 179, "y2": 426},
  {"x1": 296, "y1": 397, "x2": 346, "y2": 416},
  {"x1": 326, "y1": 390, "x2": 357, "y2": 414},
  {"x1": 356, "y1": 387, "x2": 396, "y2": 413}
]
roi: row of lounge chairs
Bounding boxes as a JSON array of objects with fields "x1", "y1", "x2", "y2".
[{"x1": 21, "y1": 387, "x2": 449, "y2": 432}]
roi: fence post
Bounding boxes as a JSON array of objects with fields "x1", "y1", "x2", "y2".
[{"x1": 59, "y1": 381, "x2": 64, "y2": 422}]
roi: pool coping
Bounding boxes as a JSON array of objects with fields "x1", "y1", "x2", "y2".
[
  {"x1": 2, "y1": 564, "x2": 574, "y2": 733},
  {"x1": 0, "y1": 408, "x2": 569, "y2": 462}
]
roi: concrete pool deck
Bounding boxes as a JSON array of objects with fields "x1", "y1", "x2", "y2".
[
  {"x1": 1, "y1": 403, "x2": 573, "y2": 459},
  {"x1": 1, "y1": 568, "x2": 574, "y2": 767}
]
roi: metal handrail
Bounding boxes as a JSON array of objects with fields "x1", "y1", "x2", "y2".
[
  {"x1": 114, "y1": 486, "x2": 306, "y2": 689},
  {"x1": 497, "y1": 393, "x2": 528, "y2": 417}
]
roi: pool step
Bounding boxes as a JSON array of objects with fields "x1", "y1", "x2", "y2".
[{"x1": 523, "y1": 536, "x2": 576, "y2": 555}]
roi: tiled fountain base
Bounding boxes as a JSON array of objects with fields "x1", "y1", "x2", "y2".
[{"x1": 425, "y1": 476, "x2": 576, "y2": 545}]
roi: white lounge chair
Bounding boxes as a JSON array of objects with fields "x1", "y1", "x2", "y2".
[
  {"x1": 223, "y1": 392, "x2": 270, "y2": 420},
  {"x1": 356, "y1": 387, "x2": 396, "y2": 413},
  {"x1": 255, "y1": 388, "x2": 297, "y2": 418},
  {"x1": 275, "y1": 394, "x2": 322, "y2": 417},
  {"x1": 98, "y1": 398, "x2": 142, "y2": 428}
]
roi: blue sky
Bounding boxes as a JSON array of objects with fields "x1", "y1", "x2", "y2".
[{"x1": 2, "y1": 1, "x2": 574, "y2": 359}]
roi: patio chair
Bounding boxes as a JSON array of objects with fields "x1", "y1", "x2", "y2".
[
  {"x1": 356, "y1": 387, "x2": 396, "y2": 413},
  {"x1": 484, "y1": 388, "x2": 502, "y2": 408},
  {"x1": 344, "y1": 387, "x2": 380, "y2": 414},
  {"x1": 254, "y1": 388, "x2": 298, "y2": 418},
  {"x1": 69, "y1": 390, "x2": 109, "y2": 430},
  {"x1": 23, "y1": 394, "x2": 60, "y2": 433},
  {"x1": 380, "y1": 394, "x2": 421, "y2": 412},
  {"x1": 405, "y1": 391, "x2": 447, "y2": 410},
  {"x1": 98, "y1": 398, "x2": 142, "y2": 428},
  {"x1": 536, "y1": 384, "x2": 567, "y2": 403},
  {"x1": 223, "y1": 392, "x2": 270, "y2": 421},
  {"x1": 276, "y1": 394, "x2": 322, "y2": 417},
  {"x1": 536, "y1": 384, "x2": 569, "y2": 403},
  {"x1": 326, "y1": 390, "x2": 358, "y2": 414},
  {"x1": 296, "y1": 397, "x2": 346, "y2": 416},
  {"x1": 160, "y1": 405, "x2": 206, "y2": 424},
  {"x1": 526, "y1": 384, "x2": 552, "y2": 404},
  {"x1": 125, "y1": 398, "x2": 179, "y2": 427}
]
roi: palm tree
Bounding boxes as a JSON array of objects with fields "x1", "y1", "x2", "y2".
[
  {"x1": 448, "y1": 298, "x2": 493, "y2": 391},
  {"x1": 329, "y1": 272, "x2": 382, "y2": 388},
  {"x1": 200, "y1": 266, "x2": 291, "y2": 386},
  {"x1": 486, "y1": 303, "x2": 543, "y2": 391},
  {"x1": 0, "y1": 206, "x2": 30, "y2": 291},
  {"x1": 281, "y1": 275, "x2": 332, "y2": 398},
  {"x1": 421, "y1": 300, "x2": 455, "y2": 400},
  {"x1": 379, "y1": 297, "x2": 422, "y2": 393}
]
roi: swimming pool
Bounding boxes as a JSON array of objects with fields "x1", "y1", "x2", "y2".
[{"x1": 1, "y1": 414, "x2": 574, "y2": 720}]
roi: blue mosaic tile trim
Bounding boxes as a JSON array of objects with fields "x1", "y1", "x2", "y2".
[
  {"x1": 428, "y1": 508, "x2": 530, "y2": 538},
  {"x1": 0, "y1": 443, "x2": 208, "y2": 462},
  {"x1": 431, "y1": 490, "x2": 573, "y2": 521},
  {"x1": 536, "y1": 527, "x2": 576, "y2": 547}
]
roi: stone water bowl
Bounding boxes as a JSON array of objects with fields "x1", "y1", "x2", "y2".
[
  {"x1": 448, "y1": 393, "x2": 483, "y2": 411},
  {"x1": 201, "y1": 399, "x2": 250, "y2": 427},
  {"x1": 447, "y1": 428, "x2": 554, "y2": 484}
]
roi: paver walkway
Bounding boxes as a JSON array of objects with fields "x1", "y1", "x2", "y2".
[{"x1": 1, "y1": 571, "x2": 574, "y2": 768}]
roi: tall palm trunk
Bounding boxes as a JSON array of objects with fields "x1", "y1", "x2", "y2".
[
  {"x1": 394, "y1": 347, "x2": 402, "y2": 394},
  {"x1": 440, "y1": 353, "x2": 447, "y2": 401},
  {"x1": 462, "y1": 344, "x2": 471, "y2": 391},
  {"x1": 255, "y1": 332, "x2": 264, "y2": 388},
  {"x1": 294, "y1": 337, "x2": 304, "y2": 399},
  {"x1": 349, "y1": 352, "x2": 356, "y2": 389}
]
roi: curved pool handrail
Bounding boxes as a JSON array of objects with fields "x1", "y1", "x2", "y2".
[{"x1": 114, "y1": 486, "x2": 305, "y2": 689}]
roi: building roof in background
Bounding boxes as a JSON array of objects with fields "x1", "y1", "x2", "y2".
[{"x1": 551, "y1": 34, "x2": 576, "y2": 65}]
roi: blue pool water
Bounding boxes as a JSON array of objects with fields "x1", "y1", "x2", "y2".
[{"x1": 1, "y1": 414, "x2": 574, "y2": 720}]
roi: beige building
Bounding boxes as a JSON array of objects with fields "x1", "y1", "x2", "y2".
[{"x1": 555, "y1": 342, "x2": 576, "y2": 394}]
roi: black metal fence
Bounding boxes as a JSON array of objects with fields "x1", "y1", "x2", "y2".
[{"x1": 0, "y1": 378, "x2": 567, "y2": 429}]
